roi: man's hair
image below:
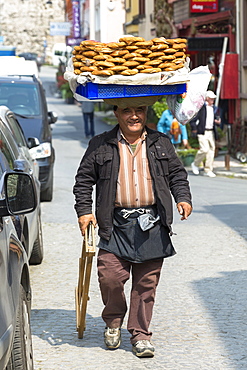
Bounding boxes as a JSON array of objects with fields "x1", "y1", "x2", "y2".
[{"x1": 113, "y1": 105, "x2": 118, "y2": 111}]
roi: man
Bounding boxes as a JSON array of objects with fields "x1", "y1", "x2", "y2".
[
  {"x1": 190, "y1": 90, "x2": 221, "y2": 177},
  {"x1": 73, "y1": 102, "x2": 192, "y2": 358},
  {"x1": 81, "y1": 100, "x2": 95, "y2": 138}
]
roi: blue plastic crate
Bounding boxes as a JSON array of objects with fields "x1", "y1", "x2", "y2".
[{"x1": 76, "y1": 82, "x2": 186, "y2": 100}]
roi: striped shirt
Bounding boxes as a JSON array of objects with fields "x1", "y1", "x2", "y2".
[{"x1": 115, "y1": 129, "x2": 155, "y2": 208}]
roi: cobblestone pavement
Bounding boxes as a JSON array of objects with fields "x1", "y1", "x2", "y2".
[{"x1": 29, "y1": 66, "x2": 247, "y2": 370}]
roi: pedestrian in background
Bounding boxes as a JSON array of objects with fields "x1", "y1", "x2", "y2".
[
  {"x1": 190, "y1": 90, "x2": 221, "y2": 178},
  {"x1": 81, "y1": 100, "x2": 95, "y2": 138},
  {"x1": 157, "y1": 109, "x2": 189, "y2": 148},
  {"x1": 73, "y1": 102, "x2": 192, "y2": 358}
]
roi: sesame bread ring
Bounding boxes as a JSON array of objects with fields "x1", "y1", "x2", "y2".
[
  {"x1": 93, "y1": 54, "x2": 110, "y2": 61},
  {"x1": 159, "y1": 54, "x2": 176, "y2": 61},
  {"x1": 173, "y1": 38, "x2": 187, "y2": 44},
  {"x1": 135, "y1": 49, "x2": 152, "y2": 55},
  {"x1": 151, "y1": 37, "x2": 168, "y2": 44},
  {"x1": 123, "y1": 52, "x2": 142, "y2": 59},
  {"x1": 110, "y1": 50, "x2": 129, "y2": 57},
  {"x1": 74, "y1": 69, "x2": 81, "y2": 75},
  {"x1": 81, "y1": 58, "x2": 96, "y2": 66},
  {"x1": 120, "y1": 68, "x2": 139, "y2": 75},
  {"x1": 92, "y1": 69, "x2": 114, "y2": 76},
  {"x1": 132, "y1": 57, "x2": 150, "y2": 63},
  {"x1": 156, "y1": 43, "x2": 169, "y2": 50},
  {"x1": 110, "y1": 66, "x2": 129, "y2": 72},
  {"x1": 144, "y1": 59, "x2": 162, "y2": 66},
  {"x1": 134, "y1": 41, "x2": 153, "y2": 47},
  {"x1": 81, "y1": 40, "x2": 102, "y2": 47},
  {"x1": 94, "y1": 47, "x2": 113, "y2": 53},
  {"x1": 80, "y1": 66, "x2": 98, "y2": 72},
  {"x1": 140, "y1": 68, "x2": 162, "y2": 73},
  {"x1": 106, "y1": 57, "x2": 126, "y2": 64},
  {"x1": 106, "y1": 42, "x2": 124, "y2": 49},
  {"x1": 174, "y1": 51, "x2": 185, "y2": 58},
  {"x1": 126, "y1": 45, "x2": 139, "y2": 51},
  {"x1": 83, "y1": 51, "x2": 97, "y2": 58},
  {"x1": 174, "y1": 58, "x2": 185, "y2": 64},
  {"x1": 119, "y1": 36, "x2": 145, "y2": 44},
  {"x1": 160, "y1": 62, "x2": 175, "y2": 69},
  {"x1": 164, "y1": 48, "x2": 177, "y2": 54},
  {"x1": 74, "y1": 46, "x2": 81, "y2": 52},
  {"x1": 173, "y1": 43, "x2": 187, "y2": 49},
  {"x1": 73, "y1": 61, "x2": 83, "y2": 68},
  {"x1": 74, "y1": 54, "x2": 85, "y2": 60},
  {"x1": 123, "y1": 60, "x2": 140, "y2": 68},
  {"x1": 148, "y1": 52, "x2": 165, "y2": 59},
  {"x1": 172, "y1": 63, "x2": 185, "y2": 70},
  {"x1": 94, "y1": 61, "x2": 115, "y2": 68},
  {"x1": 136, "y1": 65, "x2": 147, "y2": 70},
  {"x1": 158, "y1": 63, "x2": 170, "y2": 69}
]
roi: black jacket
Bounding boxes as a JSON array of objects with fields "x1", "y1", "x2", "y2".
[
  {"x1": 190, "y1": 103, "x2": 219, "y2": 140},
  {"x1": 73, "y1": 125, "x2": 192, "y2": 240}
]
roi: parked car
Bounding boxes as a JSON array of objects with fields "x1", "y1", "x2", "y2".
[
  {"x1": 0, "y1": 105, "x2": 44, "y2": 264},
  {"x1": 0, "y1": 152, "x2": 36, "y2": 369},
  {"x1": 0, "y1": 74, "x2": 58, "y2": 201},
  {"x1": 18, "y1": 52, "x2": 44, "y2": 72}
]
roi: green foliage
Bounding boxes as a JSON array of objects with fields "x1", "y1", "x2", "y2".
[
  {"x1": 154, "y1": 0, "x2": 174, "y2": 37},
  {"x1": 176, "y1": 148, "x2": 198, "y2": 157},
  {"x1": 152, "y1": 97, "x2": 168, "y2": 119}
]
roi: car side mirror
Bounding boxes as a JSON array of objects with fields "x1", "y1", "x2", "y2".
[
  {"x1": 48, "y1": 111, "x2": 58, "y2": 124},
  {"x1": 4, "y1": 172, "x2": 37, "y2": 215},
  {"x1": 28, "y1": 137, "x2": 40, "y2": 149}
]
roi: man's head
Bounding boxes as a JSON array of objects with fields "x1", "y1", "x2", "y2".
[
  {"x1": 113, "y1": 105, "x2": 148, "y2": 140},
  {"x1": 206, "y1": 90, "x2": 216, "y2": 106}
]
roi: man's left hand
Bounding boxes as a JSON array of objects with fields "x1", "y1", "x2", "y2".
[{"x1": 177, "y1": 202, "x2": 192, "y2": 220}]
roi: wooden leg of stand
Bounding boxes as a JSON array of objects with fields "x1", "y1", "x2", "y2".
[{"x1": 225, "y1": 154, "x2": 230, "y2": 170}]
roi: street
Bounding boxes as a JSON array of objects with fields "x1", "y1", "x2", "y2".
[{"x1": 29, "y1": 66, "x2": 247, "y2": 370}]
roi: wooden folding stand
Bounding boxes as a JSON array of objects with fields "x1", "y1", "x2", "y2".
[{"x1": 75, "y1": 223, "x2": 96, "y2": 339}]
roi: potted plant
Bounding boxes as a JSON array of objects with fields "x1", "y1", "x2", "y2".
[
  {"x1": 176, "y1": 148, "x2": 198, "y2": 166},
  {"x1": 60, "y1": 82, "x2": 74, "y2": 104}
]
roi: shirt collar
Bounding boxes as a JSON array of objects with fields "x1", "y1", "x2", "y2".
[{"x1": 117, "y1": 128, "x2": 147, "y2": 144}]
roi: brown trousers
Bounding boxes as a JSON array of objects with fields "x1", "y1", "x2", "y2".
[{"x1": 97, "y1": 249, "x2": 163, "y2": 344}]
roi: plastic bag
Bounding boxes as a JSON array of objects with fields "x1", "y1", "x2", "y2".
[{"x1": 167, "y1": 65, "x2": 211, "y2": 125}]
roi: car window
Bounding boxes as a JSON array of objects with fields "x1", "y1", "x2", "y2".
[
  {"x1": 0, "y1": 130, "x2": 15, "y2": 169},
  {"x1": 0, "y1": 83, "x2": 41, "y2": 116},
  {"x1": 6, "y1": 115, "x2": 27, "y2": 147}
]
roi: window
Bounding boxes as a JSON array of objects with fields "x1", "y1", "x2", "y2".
[
  {"x1": 0, "y1": 130, "x2": 15, "y2": 169},
  {"x1": 139, "y1": 0, "x2": 145, "y2": 16}
]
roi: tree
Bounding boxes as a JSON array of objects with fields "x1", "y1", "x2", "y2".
[{"x1": 154, "y1": 0, "x2": 178, "y2": 38}]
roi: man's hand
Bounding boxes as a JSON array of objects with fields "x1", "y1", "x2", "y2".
[
  {"x1": 177, "y1": 202, "x2": 192, "y2": 220},
  {"x1": 78, "y1": 214, "x2": 97, "y2": 236}
]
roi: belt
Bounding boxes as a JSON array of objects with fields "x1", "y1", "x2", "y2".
[{"x1": 205, "y1": 128, "x2": 213, "y2": 131}]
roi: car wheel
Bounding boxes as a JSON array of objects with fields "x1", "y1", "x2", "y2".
[
  {"x1": 40, "y1": 171, "x2": 53, "y2": 202},
  {"x1": 6, "y1": 285, "x2": 34, "y2": 370},
  {"x1": 29, "y1": 212, "x2": 43, "y2": 265}
]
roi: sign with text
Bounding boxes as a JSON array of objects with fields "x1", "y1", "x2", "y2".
[
  {"x1": 50, "y1": 22, "x2": 71, "y2": 36},
  {"x1": 190, "y1": 0, "x2": 218, "y2": 13}
]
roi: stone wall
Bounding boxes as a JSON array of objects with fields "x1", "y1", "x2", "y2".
[{"x1": 0, "y1": 0, "x2": 66, "y2": 63}]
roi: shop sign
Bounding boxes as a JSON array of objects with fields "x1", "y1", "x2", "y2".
[
  {"x1": 188, "y1": 37, "x2": 225, "y2": 51},
  {"x1": 50, "y1": 22, "x2": 71, "y2": 36},
  {"x1": 190, "y1": 0, "x2": 218, "y2": 13}
]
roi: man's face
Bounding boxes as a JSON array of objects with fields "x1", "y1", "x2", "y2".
[
  {"x1": 206, "y1": 97, "x2": 215, "y2": 106},
  {"x1": 114, "y1": 106, "x2": 147, "y2": 137}
]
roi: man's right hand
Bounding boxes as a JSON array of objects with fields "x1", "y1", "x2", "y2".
[{"x1": 78, "y1": 214, "x2": 97, "y2": 236}]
